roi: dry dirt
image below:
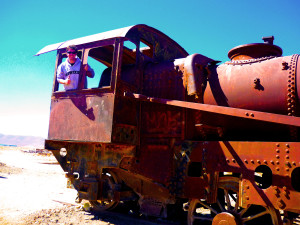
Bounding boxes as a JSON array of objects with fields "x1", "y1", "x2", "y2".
[{"x1": 0, "y1": 147, "x2": 180, "y2": 225}]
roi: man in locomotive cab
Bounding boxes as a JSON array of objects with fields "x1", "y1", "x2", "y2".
[{"x1": 57, "y1": 45, "x2": 95, "y2": 90}]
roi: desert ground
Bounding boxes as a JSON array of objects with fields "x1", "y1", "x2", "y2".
[{"x1": 0, "y1": 147, "x2": 180, "y2": 225}]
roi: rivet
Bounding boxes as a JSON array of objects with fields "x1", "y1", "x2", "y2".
[
  {"x1": 286, "y1": 149, "x2": 289, "y2": 153},
  {"x1": 286, "y1": 168, "x2": 289, "y2": 172},
  {"x1": 245, "y1": 112, "x2": 249, "y2": 116},
  {"x1": 244, "y1": 159, "x2": 248, "y2": 164},
  {"x1": 283, "y1": 186, "x2": 287, "y2": 191},
  {"x1": 276, "y1": 155, "x2": 280, "y2": 159},
  {"x1": 251, "y1": 160, "x2": 254, "y2": 164},
  {"x1": 276, "y1": 149, "x2": 280, "y2": 153},
  {"x1": 257, "y1": 160, "x2": 261, "y2": 164},
  {"x1": 226, "y1": 158, "x2": 230, "y2": 163},
  {"x1": 264, "y1": 160, "x2": 267, "y2": 164},
  {"x1": 270, "y1": 160, "x2": 274, "y2": 164},
  {"x1": 286, "y1": 144, "x2": 290, "y2": 148},
  {"x1": 286, "y1": 155, "x2": 289, "y2": 159},
  {"x1": 292, "y1": 161, "x2": 296, "y2": 166},
  {"x1": 276, "y1": 161, "x2": 280, "y2": 165},
  {"x1": 276, "y1": 143, "x2": 280, "y2": 147},
  {"x1": 250, "y1": 113, "x2": 254, "y2": 117},
  {"x1": 246, "y1": 196, "x2": 249, "y2": 200},
  {"x1": 232, "y1": 159, "x2": 236, "y2": 163},
  {"x1": 276, "y1": 167, "x2": 280, "y2": 171},
  {"x1": 277, "y1": 199, "x2": 285, "y2": 209},
  {"x1": 246, "y1": 185, "x2": 250, "y2": 189}
]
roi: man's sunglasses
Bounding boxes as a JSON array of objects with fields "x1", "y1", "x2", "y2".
[{"x1": 67, "y1": 51, "x2": 77, "y2": 54}]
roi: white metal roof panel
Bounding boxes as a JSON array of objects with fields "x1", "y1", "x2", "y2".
[{"x1": 35, "y1": 25, "x2": 134, "y2": 56}]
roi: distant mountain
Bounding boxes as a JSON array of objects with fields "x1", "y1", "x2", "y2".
[{"x1": 0, "y1": 134, "x2": 45, "y2": 148}]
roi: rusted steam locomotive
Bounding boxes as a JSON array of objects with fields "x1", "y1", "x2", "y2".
[{"x1": 36, "y1": 24, "x2": 300, "y2": 225}]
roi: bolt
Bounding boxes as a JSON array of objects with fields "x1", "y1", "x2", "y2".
[
  {"x1": 283, "y1": 186, "x2": 287, "y2": 191},
  {"x1": 277, "y1": 199, "x2": 285, "y2": 209}
]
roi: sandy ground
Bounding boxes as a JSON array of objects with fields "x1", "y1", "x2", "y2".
[{"x1": 0, "y1": 147, "x2": 180, "y2": 225}]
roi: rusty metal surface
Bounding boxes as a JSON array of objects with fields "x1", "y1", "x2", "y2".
[
  {"x1": 204, "y1": 54, "x2": 300, "y2": 116},
  {"x1": 183, "y1": 141, "x2": 300, "y2": 213},
  {"x1": 35, "y1": 24, "x2": 188, "y2": 60},
  {"x1": 125, "y1": 92, "x2": 300, "y2": 128},
  {"x1": 39, "y1": 25, "x2": 300, "y2": 223},
  {"x1": 48, "y1": 91, "x2": 115, "y2": 142}
]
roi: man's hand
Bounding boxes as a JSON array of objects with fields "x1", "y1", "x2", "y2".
[
  {"x1": 65, "y1": 75, "x2": 71, "y2": 85},
  {"x1": 84, "y1": 64, "x2": 89, "y2": 71}
]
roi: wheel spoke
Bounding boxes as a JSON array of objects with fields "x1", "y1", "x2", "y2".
[
  {"x1": 242, "y1": 210, "x2": 268, "y2": 222},
  {"x1": 198, "y1": 201, "x2": 219, "y2": 215},
  {"x1": 239, "y1": 205, "x2": 250, "y2": 217},
  {"x1": 217, "y1": 199, "x2": 225, "y2": 212},
  {"x1": 193, "y1": 215, "x2": 213, "y2": 221},
  {"x1": 233, "y1": 192, "x2": 239, "y2": 212},
  {"x1": 229, "y1": 192, "x2": 237, "y2": 202},
  {"x1": 224, "y1": 189, "x2": 231, "y2": 210}
]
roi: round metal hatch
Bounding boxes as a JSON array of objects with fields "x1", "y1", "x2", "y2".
[{"x1": 228, "y1": 43, "x2": 282, "y2": 61}]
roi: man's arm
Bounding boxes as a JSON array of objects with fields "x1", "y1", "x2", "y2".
[
  {"x1": 57, "y1": 64, "x2": 70, "y2": 84},
  {"x1": 84, "y1": 64, "x2": 95, "y2": 78}
]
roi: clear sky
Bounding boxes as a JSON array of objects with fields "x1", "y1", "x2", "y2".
[{"x1": 1, "y1": 0, "x2": 300, "y2": 138}]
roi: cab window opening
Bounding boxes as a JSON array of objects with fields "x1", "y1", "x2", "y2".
[
  {"x1": 55, "y1": 45, "x2": 115, "y2": 91},
  {"x1": 86, "y1": 45, "x2": 114, "y2": 89},
  {"x1": 119, "y1": 40, "x2": 138, "y2": 87},
  {"x1": 56, "y1": 50, "x2": 83, "y2": 91},
  {"x1": 140, "y1": 39, "x2": 153, "y2": 58}
]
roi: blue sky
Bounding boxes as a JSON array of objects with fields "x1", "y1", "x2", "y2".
[{"x1": 1, "y1": 0, "x2": 300, "y2": 138}]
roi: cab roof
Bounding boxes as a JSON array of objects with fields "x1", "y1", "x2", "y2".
[{"x1": 35, "y1": 24, "x2": 188, "y2": 60}]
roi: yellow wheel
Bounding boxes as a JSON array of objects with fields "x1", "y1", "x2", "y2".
[{"x1": 188, "y1": 176, "x2": 282, "y2": 225}]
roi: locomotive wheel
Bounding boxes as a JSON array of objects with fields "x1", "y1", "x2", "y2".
[
  {"x1": 90, "y1": 172, "x2": 120, "y2": 211},
  {"x1": 187, "y1": 176, "x2": 281, "y2": 225}
]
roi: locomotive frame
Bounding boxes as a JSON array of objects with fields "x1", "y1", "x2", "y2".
[{"x1": 36, "y1": 24, "x2": 300, "y2": 225}]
